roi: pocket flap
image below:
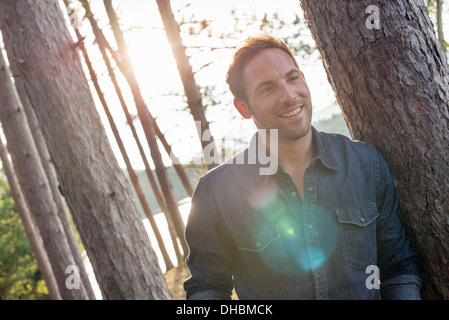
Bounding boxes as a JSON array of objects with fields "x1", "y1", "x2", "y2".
[
  {"x1": 236, "y1": 225, "x2": 280, "y2": 252},
  {"x1": 336, "y1": 204, "x2": 379, "y2": 227}
]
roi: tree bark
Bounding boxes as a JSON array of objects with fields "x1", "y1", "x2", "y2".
[
  {"x1": 0, "y1": 0, "x2": 171, "y2": 300},
  {"x1": 0, "y1": 134, "x2": 62, "y2": 300},
  {"x1": 0, "y1": 41, "x2": 89, "y2": 300},
  {"x1": 155, "y1": 0, "x2": 220, "y2": 170},
  {"x1": 299, "y1": 0, "x2": 449, "y2": 299},
  {"x1": 1, "y1": 28, "x2": 95, "y2": 300}
]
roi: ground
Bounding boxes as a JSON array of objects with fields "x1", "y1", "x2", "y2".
[
  {"x1": 164, "y1": 263, "x2": 238, "y2": 300},
  {"x1": 164, "y1": 263, "x2": 189, "y2": 300}
]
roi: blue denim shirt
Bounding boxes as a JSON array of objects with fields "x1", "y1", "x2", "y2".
[{"x1": 184, "y1": 127, "x2": 423, "y2": 300}]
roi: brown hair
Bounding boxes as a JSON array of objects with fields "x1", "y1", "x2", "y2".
[{"x1": 226, "y1": 34, "x2": 299, "y2": 102}]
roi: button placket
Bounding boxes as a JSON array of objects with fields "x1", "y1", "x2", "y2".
[{"x1": 303, "y1": 166, "x2": 329, "y2": 300}]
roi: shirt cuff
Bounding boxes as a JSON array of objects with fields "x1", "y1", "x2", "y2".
[
  {"x1": 187, "y1": 289, "x2": 232, "y2": 300},
  {"x1": 381, "y1": 274, "x2": 422, "y2": 300}
]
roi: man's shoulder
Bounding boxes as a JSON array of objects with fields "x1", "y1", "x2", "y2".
[
  {"x1": 319, "y1": 130, "x2": 378, "y2": 155},
  {"x1": 316, "y1": 129, "x2": 380, "y2": 169}
]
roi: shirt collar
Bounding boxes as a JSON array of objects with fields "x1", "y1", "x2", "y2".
[{"x1": 311, "y1": 126, "x2": 339, "y2": 171}]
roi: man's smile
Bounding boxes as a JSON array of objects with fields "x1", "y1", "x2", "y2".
[{"x1": 279, "y1": 105, "x2": 303, "y2": 118}]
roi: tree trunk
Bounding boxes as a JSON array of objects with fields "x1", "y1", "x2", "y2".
[
  {"x1": 0, "y1": 134, "x2": 62, "y2": 300},
  {"x1": 73, "y1": 24, "x2": 175, "y2": 270},
  {"x1": 71, "y1": 15, "x2": 183, "y2": 265},
  {"x1": 0, "y1": 39, "x2": 89, "y2": 300},
  {"x1": 0, "y1": 0, "x2": 171, "y2": 300},
  {"x1": 1, "y1": 29, "x2": 96, "y2": 300},
  {"x1": 87, "y1": 17, "x2": 194, "y2": 197},
  {"x1": 436, "y1": 0, "x2": 446, "y2": 50},
  {"x1": 299, "y1": 0, "x2": 449, "y2": 299},
  {"x1": 101, "y1": 0, "x2": 189, "y2": 257},
  {"x1": 155, "y1": 0, "x2": 220, "y2": 170}
]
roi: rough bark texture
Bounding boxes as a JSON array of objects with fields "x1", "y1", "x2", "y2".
[
  {"x1": 2, "y1": 28, "x2": 95, "y2": 299},
  {"x1": 299, "y1": 0, "x2": 449, "y2": 299},
  {"x1": 0, "y1": 0, "x2": 171, "y2": 300},
  {"x1": 0, "y1": 42, "x2": 88, "y2": 300}
]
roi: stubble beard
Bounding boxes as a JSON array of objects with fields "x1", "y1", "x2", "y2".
[{"x1": 248, "y1": 99, "x2": 313, "y2": 142}]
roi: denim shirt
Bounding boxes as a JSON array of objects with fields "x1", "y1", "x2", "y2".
[{"x1": 184, "y1": 127, "x2": 423, "y2": 300}]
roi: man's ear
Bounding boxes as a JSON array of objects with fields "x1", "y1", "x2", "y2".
[{"x1": 233, "y1": 98, "x2": 252, "y2": 119}]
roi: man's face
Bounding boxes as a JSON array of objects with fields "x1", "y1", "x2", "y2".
[{"x1": 234, "y1": 48, "x2": 313, "y2": 143}]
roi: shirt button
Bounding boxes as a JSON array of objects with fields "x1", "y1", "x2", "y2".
[
  {"x1": 291, "y1": 192, "x2": 297, "y2": 197},
  {"x1": 306, "y1": 187, "x2": 314, "y2": 192},
  {"x1": 308, "y1": 224, "x2": 313, "y2": 230},
  {"x1": 360, "y1": 217, "x2": 366, "y2": 223},
  {"x1": 255, "y1": 242, "x2": 261, "y2": 248}
]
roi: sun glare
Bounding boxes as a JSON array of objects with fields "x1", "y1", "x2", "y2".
[{"x1": 127, "y1": 30, "x2": 181, "y2": 98}]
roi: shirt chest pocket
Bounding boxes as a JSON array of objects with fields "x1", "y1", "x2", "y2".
[
  {"x1": 236, "y1": 224, "x2": 290, "y2": 290},
  {"x1": 335, "y1": 204, "x2": 380, "y2": 270}
]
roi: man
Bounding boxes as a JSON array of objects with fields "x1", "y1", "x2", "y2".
[{"x1": 183, "y1": 35, "x2": 424, "y2": 299}]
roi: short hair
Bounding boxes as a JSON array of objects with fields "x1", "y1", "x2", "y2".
[{"x1": 226, "y1": 34, "x2": 299, "y2": 102}]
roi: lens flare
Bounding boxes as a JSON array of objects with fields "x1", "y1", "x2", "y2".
[{"x1": 246, "y1": 183, "x2": 338, "y2": 273}]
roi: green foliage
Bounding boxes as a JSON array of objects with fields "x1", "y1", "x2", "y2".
[{"x1": 0, "y1": 171, "x2": 49, "y2": 300}]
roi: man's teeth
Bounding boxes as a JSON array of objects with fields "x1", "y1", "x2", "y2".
[{"x1": 280, "y1": 107, "x2": 302, "y2": 118}]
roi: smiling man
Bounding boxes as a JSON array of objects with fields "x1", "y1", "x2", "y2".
[{"x1": 183, "y1": 35, "x2": 424, "y2": 300}]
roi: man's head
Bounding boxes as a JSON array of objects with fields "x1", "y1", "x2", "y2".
[
  {"x1": 226, "y1": 34, "x2": 300, "y2": 103},
  {"x1": 226, "y1": 34, "x2": 312, "y2": 143}
]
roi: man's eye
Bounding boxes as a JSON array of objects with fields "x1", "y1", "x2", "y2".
[
  {"x1": 260, "y1": 86, "x2": 274, "y2": 94},
  {"x1": 288, "y1": 75, "x2": 300, "y2": 82}
]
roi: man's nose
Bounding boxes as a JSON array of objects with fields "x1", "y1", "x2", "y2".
[{"x1": 278, "y1": 82, "x2": 296, "y2": 102}]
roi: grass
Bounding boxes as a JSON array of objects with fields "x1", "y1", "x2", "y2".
[{"x1": 164, "y1": 263, "x2": 189, "y2": 300}]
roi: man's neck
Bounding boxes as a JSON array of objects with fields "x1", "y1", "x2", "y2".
[{"x1": 276, "y1": 129, "x2": 316, "y2": 174}]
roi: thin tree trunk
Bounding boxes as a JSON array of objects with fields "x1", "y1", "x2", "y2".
[
  {"x1": 92, "y1": 26, "x2": 194, "y2": 196},
  {"x1": 2, "y1": 30, "x2": 96, "y2": 300},
  {"x1": 101, "y1": 0, "x2": 189, "y2": 257},
  {"x1": 0, "y1": 0, "x2": 171, "y2": 300},
  {"x1": 74, "y1": 14, "x2": 183, "y2": 264},
  {"x1": 0, "y1": 43, "x2": 88, "y2": 300},
  {"x1": 152, "y1": 121, "x2": 194, "y2": 197},
  {"x1": 0, "y1": 135, "x2": 62, "y2": 300},
  {"x1": 299, "y1": 0, "x2": 449, "y2": 299},
  {"x1": 73, "y1": 25, "x2": 175, "y2": 270},
  {"x1": 155, "y1": 0, "x2": 220, "y2": 170},
  {"x1": 436, "y1": 0, "x2": 446, "y2": 49}
]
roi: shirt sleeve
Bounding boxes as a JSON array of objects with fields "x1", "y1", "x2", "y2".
[
  {"x1": 372, "y1": 145, "x2": 425, "y2": 299},
  {"x1": 183, "y1": 177, "x2": 234, "y2": 300}
]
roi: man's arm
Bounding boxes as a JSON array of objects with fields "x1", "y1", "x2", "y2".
[
  {"x1": 183, "y1": 177, "x2": 234, "y2": 300},
  {"x1": 372, "y1": 145, "x2": 425, "y2": 299}
]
